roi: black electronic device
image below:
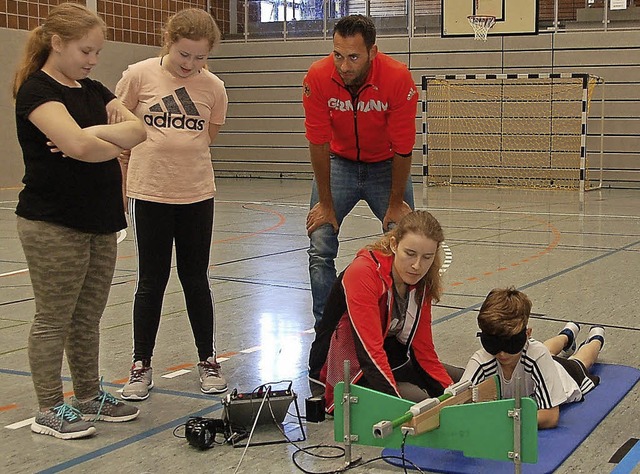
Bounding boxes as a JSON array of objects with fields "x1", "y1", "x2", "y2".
[
  {"x1": 184, "y1": 416, "x2": 227, "y2": 450},
  {"x1": 222, "y1": 383, "x2": 296, "y2": 428}
]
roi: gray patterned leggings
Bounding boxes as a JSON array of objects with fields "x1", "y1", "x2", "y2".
[{"x1": 17, "y1": 217, "x2": 117, "y2": 409}]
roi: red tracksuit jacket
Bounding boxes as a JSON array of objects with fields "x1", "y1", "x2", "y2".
[
  {"x1": 302, "y1": 52, "x2": 419, "y2": 162},
  {"x1": 321, "y1": 249, "x2": 453, "y2": 411}
]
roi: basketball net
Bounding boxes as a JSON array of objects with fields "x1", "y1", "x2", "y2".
[{"x1": 467, "y1": 15, "x2": 496, "y2": 41}]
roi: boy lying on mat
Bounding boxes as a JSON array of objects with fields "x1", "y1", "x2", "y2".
[{"x1": 461, "y1": 287, "x2": 605, "y2": 429}]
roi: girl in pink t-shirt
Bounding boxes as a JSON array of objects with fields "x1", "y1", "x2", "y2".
[{"x1": 115, "y1": 8, "x2": 229, "y2": 400}]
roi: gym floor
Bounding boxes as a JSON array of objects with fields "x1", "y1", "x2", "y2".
[{"x1": 1, "y1": 178, "x2": 638, "y2": 473}]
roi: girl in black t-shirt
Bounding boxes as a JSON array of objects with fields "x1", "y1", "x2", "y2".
[{"x1": 12, "y1": 3, "x2": 146, "y2": 440}]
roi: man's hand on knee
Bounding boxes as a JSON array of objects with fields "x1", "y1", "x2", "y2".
[
  {"x1": 383, "y1": 201, "x2": 412, "y2": 231},
  {"x1": 307, "y1": 202, "x2": 339, "y2": 236}
]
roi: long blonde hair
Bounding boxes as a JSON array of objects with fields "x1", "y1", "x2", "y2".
[
  {"x1": 12, "y1": 3, "x2": 106, "y2": 98},
  {"x1": 367, "y1": 210, "x2": 445, "y2": 303},
  {"x1": 160, "y1": 8, "x2": 221, "y2": 56}
]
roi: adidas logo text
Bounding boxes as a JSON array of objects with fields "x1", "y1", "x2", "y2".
[{"x1": 143, "y1": 112, "x2": 205, "y2": 131}]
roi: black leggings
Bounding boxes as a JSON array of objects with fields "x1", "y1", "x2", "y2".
[{"x1": 129, "y1": 198, "x2": 216, "y2": 362}]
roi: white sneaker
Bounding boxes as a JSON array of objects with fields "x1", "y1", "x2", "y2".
[
  {"x1": 579, "y1": 326, "x2": 605, "y2": 352},
  {"x1": 558, "y1": 322, "x2": 581, "y2": 358}
]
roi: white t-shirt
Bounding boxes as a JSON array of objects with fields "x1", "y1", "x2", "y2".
[
  {"x1": 462, "y1": 339, "x2": 583, "y2": 409},
  {"x1": 116, "y1": 57, "x2": 228, "y2": 204}
]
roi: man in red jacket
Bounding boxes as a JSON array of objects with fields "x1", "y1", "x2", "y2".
[{"x1": 303, "y1": 15, "x2": 419, "y2": 379}]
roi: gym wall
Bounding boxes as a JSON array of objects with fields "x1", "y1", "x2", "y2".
[{"x1": 1, "y1": 2, "x2": 638, "y2": 188}]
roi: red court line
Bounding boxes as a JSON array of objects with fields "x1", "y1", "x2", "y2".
[
  {"x1": 115, "y1": 203, "x2": 286, "y2": 262},
  {"x1": 2, "y1": 203, "x2": 288, "y2": 274},
  {"x1": 446, "y1": 216, "x2": 562, "y2": 289},
  {"x1": 212, "y1": 204, "x2": 286, "y2": 244},
  {"x1": 0, "y1": 403, "x2": 18, "y2": 412},
  {"x1": 166, "y1": 363, "x2": 195, "y2": 371},
  {"x1": 217, "y1": 351, "x2": 239, "y2": 358}
]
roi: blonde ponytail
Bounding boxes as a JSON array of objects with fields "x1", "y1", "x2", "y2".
[{"x1": 12, "y1": 3, "x2": 106, "y2": 98}]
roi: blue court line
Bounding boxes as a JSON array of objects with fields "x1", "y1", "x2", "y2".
[
  {"x1": 37, "y1": 404, "x2": 222, "y2": 474},
  {"x1": 0, "y1": 368, "x2": 223, "y2": 401},
  {"x1": 433, "y1": 238, "x2": 640, "y2": 326},
  {"x1": 6, "y1": 238, "x2": 640, "y2": 472},
  {"x1": 611, "y1": 440, "x2": 640, "y2": 474},
  {"x1": 0, "y1": 368, "x2": 224, "y2": 472}
]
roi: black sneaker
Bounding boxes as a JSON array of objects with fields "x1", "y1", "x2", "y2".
[{"x1": 31, "y1": 402, "x2": 96, "y2": 439}]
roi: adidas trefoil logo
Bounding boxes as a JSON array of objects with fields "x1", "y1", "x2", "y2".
[{"x1": 144, "y1": 87, "x2": 206, "y2": 131}]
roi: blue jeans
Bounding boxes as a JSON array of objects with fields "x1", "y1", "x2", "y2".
[{"x1": 308, "y1": 155, "x2": 415, "y2": 328}]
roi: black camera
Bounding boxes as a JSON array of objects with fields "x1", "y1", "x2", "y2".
[{"x1": 184, "y1": 417, "x2": 227, "y2": 450}]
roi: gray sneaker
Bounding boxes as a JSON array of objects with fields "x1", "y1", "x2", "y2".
[
  {"x1": 197, "y1": 357, "x2": 228, "y2": 394},
  {"x1": 72, "y1": 390, "x2": 139, "y2": 422},
  {"x1": 31, "y1": 402, "x2": 96, "y2": 440},
  {"x1": 121, "y1": 361, "x2": 153, "y2": 401}
]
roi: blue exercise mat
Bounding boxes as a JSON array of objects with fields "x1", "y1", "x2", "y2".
[{"x1": 382, "y1": 363, "x2": 640, "y2": 474}]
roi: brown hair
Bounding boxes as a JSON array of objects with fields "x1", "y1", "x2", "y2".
[
  {"x1": 161, "y1": 8, "x2": 221, "y2": 56},
  {"x1": 367, "y1": 210, "x2": 445, "y2": 303},
  {"x1": 477, "y1": 287, "x2": 532, "y2": 336},
  {"x1": 12, "y1": 3, "x2": 106, "y2": 98},
  {"x1": 333, "y1": 14, "x2": 376, "y2": 50}
]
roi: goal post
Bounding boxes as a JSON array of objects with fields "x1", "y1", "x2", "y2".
[{"x1": 421, "y1": 73, "x2": 605, "y2": 198}]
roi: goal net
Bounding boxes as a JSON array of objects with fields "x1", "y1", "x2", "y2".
[{"x1": 422, "y1": 73, "x2": 604, "y2": 194}]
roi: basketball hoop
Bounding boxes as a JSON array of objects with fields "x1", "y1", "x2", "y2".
[{"x1": 467, "y1": 15, "x2": 496, "y2": 41}]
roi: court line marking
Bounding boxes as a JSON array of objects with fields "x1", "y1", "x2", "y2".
[
  {"x1": 5, "y1": 231, "x2": 639, "y2": 468},
  {"x1": 5, "y1": 417, "x2": 34, "y2": 430},
  {"x1": 0, "y1": 204, "x2": 286, "y2": 279},
  {"x1": 611, "y1": 439, "x2": 640, "y2": 474},
  {"x1": 240, "y1": 345, "x2": 262, "y2": 354},
  {"x1": 0, "y1": 269, "x2": 29, "y2": 278},
  {"x1": 37, "y1": 405, "x2": 221, "y2": 474},
  {"x1": 1, "y1": 369, "x2": 224, "y2": 429},
  {"x1": 161, "y1": 369, "x2": 191, "y2": 379},
  {"x1": 217, "y1": 199, "x2": 640, "y2": 221},
  {"x1": 433, "y1": 237, "x2": 640, "y2": 326},
  {"x1": 447, "y1": 215, "x2": 561, "y2": 287},
  {"x1": 1, "y1": 229, "x2": 125, "y2": 278},
  {"x1": 1, "y1": 205, "x2": 637, "y2": 467}
]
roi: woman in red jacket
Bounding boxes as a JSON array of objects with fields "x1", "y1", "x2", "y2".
[{"x1": 309, "y1": 210, "x2": 461, "y2": 411}]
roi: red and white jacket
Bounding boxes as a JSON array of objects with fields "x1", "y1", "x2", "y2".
[
  {"x1": 302, "y1": 52, "x2": 419, "y2": 162},
  {"x1": 318, "y1": 249, "x2": 453, "y2": 411}
]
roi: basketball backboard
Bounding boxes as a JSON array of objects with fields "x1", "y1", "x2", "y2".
[{"x1": 441, "y1": 0, "x2": 539, "y2": 37}]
